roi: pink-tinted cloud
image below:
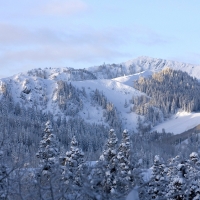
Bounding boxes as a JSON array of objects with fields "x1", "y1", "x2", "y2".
[{"x1": 37, "y1": 0, "x2": 88, "y2": 16}]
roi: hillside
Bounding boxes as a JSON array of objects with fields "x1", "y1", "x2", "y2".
[
  {"x1": 88, "y1": 56, "x2": 200, "y2": 80},
  {"x1": 1, "y1": 57, "x2": 200, "y2": 196},
  {"x1": 1, "y1": 56, "x2": 200, "y2": 135},
  {"x1": 23, "y1": 56, "x2": 200, "y2": 81}
]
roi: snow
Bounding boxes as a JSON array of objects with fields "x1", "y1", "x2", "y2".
[
  {"x1": 72, "y1": 79, "x2": 143, "y2": 130},
  {"x1": 126, "y1": 168, "x2": 152, "y2": 200},
  {"x1": 0, "y1": 71, "x2": 145, "y2": 131},
  {"x1": 113, "y1": 70, "x2": 153, "y2": 87},
  {"x1": 153, "y1": 111, "x2": 200, "y2": 134},
  {"x1": 2, "y1": 56, "x2": 200, "y2": 134},
  {"x1": 89, "y1": 56, "x2": 200, "y2": 80},
  {"x1": 126, "y1": 188, "x2": 139, "y2": 200}
]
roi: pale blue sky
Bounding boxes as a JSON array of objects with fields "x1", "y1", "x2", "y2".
[{"x1": 0, "y1": 0, "x2": 200, "y2": 77}]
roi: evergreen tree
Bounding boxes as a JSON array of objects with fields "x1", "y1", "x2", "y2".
[
  {"x1": 91, "y1": 129, "x2": 118, "y2": 199},
  {"x1": 63, "y1": 136, "x2": 86, "y2": 199},
  {"x1": 36, "y1": 121, "x2": 60, "y2": 174},
  {"x1": 148, "y1": 155, "x2": 168, "y2": 200},
  {"x1": 165, "y1": 157, "x2": 187, "y2": 200},
  {"x1": 185, "y1": 152, "x2": 200, "y2": 199},
  {"x1": 0, "y1": 151, "x2": 8, "y2": 199},
  {"x1": 116, "y1": 129, "x2": 134, "y2": 196}
]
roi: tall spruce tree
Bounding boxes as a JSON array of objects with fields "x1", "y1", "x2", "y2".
[
  {"x1": 36, "y1": 121, "x2": 60, "y2": 173},
  {"x1": 91, "y1": 129, "x2": 118, "y2": 199},
  {"x1": 185, "y1": 152, "x2": 200, "y2": 199},
  {"x1": 165, "y1": 157, "x2": 187, "y2": 200},
  {"x1": 0, "y1": 150, "x2": 8, "y2": 199},
  {"x1": 116, "y1": 129, "x2": 134, "y2": 196},
  {"x1": 63, "y1": 135, "x2": 87, "y2": 199},
  {"x1": 148, "y1": 155, "x2": 168, "y2": 200}
]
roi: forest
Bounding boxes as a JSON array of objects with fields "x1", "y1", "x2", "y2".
[
  {"x1": 0, "y1": 119, "x2": 200, "y2": 199},
  {"x1": 0, "y1": 68, "x2": 200, "y2": 199},
  {"x1": 133, "y1": 68, "x2": 200, "y2": 126}
]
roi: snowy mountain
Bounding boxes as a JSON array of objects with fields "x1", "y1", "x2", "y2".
[
  {"x1": 0, "y1": 56, "x2": 200, "y2": 135},
  {"x1": 88, "y1": 56, "x2": 200, "y2": 80},
  {"x1": 1, "y1": 57, "x2": 200, "y2": 200},
  {"x1": 0, "y1": 71, "x2": 143, "y2": 133},
  {"x1": 24, "y1": 56, "x2": 200, "y2": 81}
]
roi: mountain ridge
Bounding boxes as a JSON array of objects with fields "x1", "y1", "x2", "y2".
[
  {"x1": 16, "y1": 56, "x2": 200, "y2": 81},
  {"x1": 1, "y1": 56, "x2": 200, "y2": 134}
]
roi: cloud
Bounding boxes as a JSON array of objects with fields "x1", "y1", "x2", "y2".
[
  {"x1": 0, "y1": 23, "x2": 130, "y2": 69},
  {"x1": 0, "y1": 44, "x2": 128, "y2": 65},
  {"x1": 136, "y1": 32, "x2": 173, "y2": 46},
  {"x1": 37, "y1": 0, "x2": 88, "y2": 16},
  {"x1": 132, "y1": 25, "x2": 175, "y2": 46},
  {"x1": 0, "y1": 23, "x2": 127, "y2": 48},
  {"x1": 169, "y1": 53, "x2": 200, "y2": 65},
  {"x1": 0, "y1": 23, "x2": 64, "y2": 45},
  {"x1": 0, "y1": 23, "x2": 28, "y2": 45}
]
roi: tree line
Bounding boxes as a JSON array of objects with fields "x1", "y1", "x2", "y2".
[{"x1": 133, "y1": 68, "x2": 200, "y2": 125}]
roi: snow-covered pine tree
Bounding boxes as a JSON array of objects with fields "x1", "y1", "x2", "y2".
[
  {"x1": 147, "y1": 155, "x2": 168, "y2": 200},
  {"x1": 116, "y1": 129, "x2": 134, "y2": 196},
  {"x1": 185, "y1": 152, "x2": 200, "y2": 199},
  {"x1": 91, "y1": 129, "x2": 118, "y2": 199},
  {"x1": 63, "y1": 135, "x2": 86, "y2": 199},
  {"x1": 165, "y1": 157, "x2": 187, "y2": 200},
  {"x1": 36, "y1": 120, "x2": 60, "y2": 174},
  {"x1": 0, "y1": 150, "x2": 8, "y2": 199},
  {"x1": 34, "y1": 121, "x2": 64, "y2": 199}
]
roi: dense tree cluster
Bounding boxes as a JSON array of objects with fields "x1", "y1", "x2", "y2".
[
  {"x1": 54, "y1": 81, "x2": 84, "y2": 116},
  {"x1": 139, "y1": 152, "x2": 200, "y2": 200},
  {"x1": 0, "y1": 82, "x2": 111, "y2": 164},
  {"x1": 0, "y1": 120, "x2": 199, "y2": 199},
  {"x1": 133, "y1": 68, "x2": 200, "y2": 125},
  {"x1": 0, "y1": 123, "x2": 136, "y2": 199},
  {"x1": 1, "y1": 67, "x2": 200, "y2": 199},
  {"x1": 27, "y1": 67, "x2": 97, "y2": 81},
  {"x1": 91, "y1": 89, "x2": 122, "y2": 135}
]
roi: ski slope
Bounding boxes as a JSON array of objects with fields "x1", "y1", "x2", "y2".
[
  {"x1": 153, "y1": 111, "x2": 200, "y2": 134},
  {"x1": 113, "y1": 70, "x2": 153, "y2": 87},
  {"x1": 72, "y1": 79, "x2": 144, "y2": 131},
  {"x1": 2, "y1": 56, "x2": 200, "y2": 135}
]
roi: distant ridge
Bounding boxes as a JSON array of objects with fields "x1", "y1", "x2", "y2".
[
  {"x1": 17, "y1": 56, "x2": 200, "y2": 81},
  {"x1": 88, "y1": 56, "x2": 200, "y2": 79}
]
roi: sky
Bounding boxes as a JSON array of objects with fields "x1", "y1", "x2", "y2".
[{"x1": 0, "y1": 0, "x2": 200, "y2": 78}]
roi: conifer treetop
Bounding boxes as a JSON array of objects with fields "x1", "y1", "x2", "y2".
[
  {"x1": 190, "y1": 152, "x2": 199, "y2": 163},
  {"x1": 71, "y1": 136, "x2": 78, "y2": 149},
  {"x1": 44, "y1": 120, "x2": 53, "y2": 133}
]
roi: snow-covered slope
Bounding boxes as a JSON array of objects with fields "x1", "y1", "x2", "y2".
[
  {"x1": 1, "y1": 56, "x2": 200, "y2": 134},
  {"x1": 22, "y1": 56, "x2": 200, "y2": 81},
  {"x1": 72, "y1": 79, "x2": 144, "y2": 130},
  {"x1": 112, "y1": 70, "x2": 153, "y2": 87},
  {"x1": 0, "y1": 72, "x2": 144, "y2": 132},
  {"x1": 153, "y1": 111, "x2": 200, "y2": 134},
  {"x1": 25, "y1": 67, "x2": 97, "y2": 81},
  {"x1": 88, "y1": 56, "x2": 200, "y2": 80}
]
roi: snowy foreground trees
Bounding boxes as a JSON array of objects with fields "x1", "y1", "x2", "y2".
[
  {"x1": 0, "y1": 121, "x2": 135, "y2": 199},
  {"x1": 35, "y1": 122, "x2": 135, "y2": 199},
  {"x1": 139, "y1": 153, "x2": 200, "y2": 200},
  {"x1": 1, "y1": 121, "x2": 200, "y2": 199}
]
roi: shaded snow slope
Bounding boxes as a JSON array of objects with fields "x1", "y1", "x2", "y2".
[
  {"x1": 112, "y1": 70, "x2": 153, "y2": 87},
  {"x1": 126, "y1": 188, "x2": 139, "y2": 200},
  {"x1": 72, "y1": 79, "x2": 144, "y2": 130},
  {"x1": 0, "y1": 73, "x2": 145, "y2": 131},
  {"x1": 88, "y1": 56, "x2": 200, "y2": 80},
  {"x1": 153, "y1": 111, "x2": 200, "y2": 134},
  {"x1": 24, "y1": 67, "x2": 97, "y2": 81},
  {"x1": 1, "y1": 56, "x2": 200, "y2": 134},
  {"x1": 21, "y1": 56, "x2": 200, "y2": 82}
]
